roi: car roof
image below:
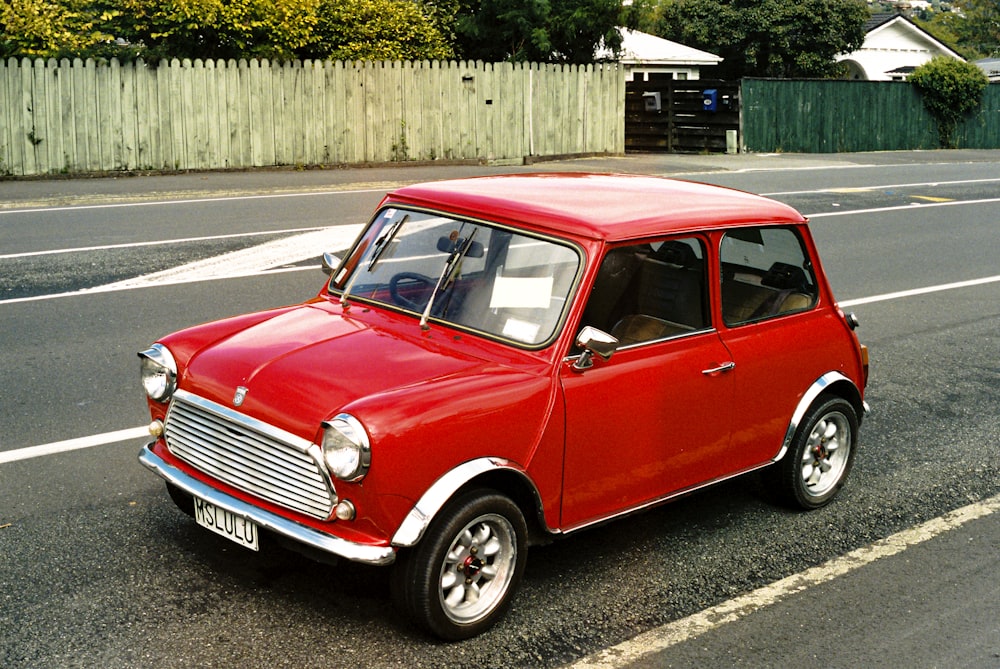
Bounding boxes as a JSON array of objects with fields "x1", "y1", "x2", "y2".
[{"x1": 387, "y1": 173, "x2": 806, "y2": 242}]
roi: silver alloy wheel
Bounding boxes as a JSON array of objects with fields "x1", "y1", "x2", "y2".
[
  {"x1": 437, "y1": 512, "x2": 517, "y2": 624},
  {"x1": 800, "y1": 411, "x2": 851, "y2": 497}
]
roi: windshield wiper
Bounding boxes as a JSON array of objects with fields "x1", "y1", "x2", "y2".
[
  {"x1": 367, "y1": 215, "x2": 406, "y2": 271},
  {"x1": 340, "y1": 214, "x2": 407, "y2": 308},
  {"x1": 420, "y1": 228, "x2": 478, "y2": 330}
]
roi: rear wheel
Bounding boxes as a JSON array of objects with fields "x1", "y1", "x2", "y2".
[
  {"x1": 772, "y1": 397, "x2": 858, "y2": 509},
  {"x1": 391, "y1": 489, "x2": 527, "y2": 640}
]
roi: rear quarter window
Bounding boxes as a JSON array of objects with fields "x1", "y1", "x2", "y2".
[{"x1": 720, "y1": 227, "x2": 818, "y2": 326}]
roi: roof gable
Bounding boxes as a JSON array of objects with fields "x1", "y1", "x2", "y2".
[
  {"x1": 862, "y1": 13, "x2": 963, "y2": 59},
  {"x1": 598, "y1": 29, "x2": 722, "y2": 66}
]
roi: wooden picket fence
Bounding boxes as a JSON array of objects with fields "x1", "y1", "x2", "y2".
[{"x1": 0, "y1": 58, "x2": 626, "y2": 177}]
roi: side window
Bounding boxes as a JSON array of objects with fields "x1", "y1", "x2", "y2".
[
  {"x1": 720, "y1": 226, "x2": 818, "y2": 326},
  {"x1": 581, "y1": 237, "x2": 709, "y2": 346}
]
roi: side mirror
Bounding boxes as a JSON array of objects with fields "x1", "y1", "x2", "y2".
[
  {"x1": 321, "y1": 252, "x2": 339, "y2": 277},
  {"x1": 572, "y1": 326, "x2": 618, "y2": 371}
]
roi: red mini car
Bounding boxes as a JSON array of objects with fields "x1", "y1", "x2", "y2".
[{"x1": 139, "y1": 173, "x2": 868, "y2": 639}]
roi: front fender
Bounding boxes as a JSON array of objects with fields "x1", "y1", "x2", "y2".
[{"x1": 390, "y1": 457, "x2": 534, "y2": 547}]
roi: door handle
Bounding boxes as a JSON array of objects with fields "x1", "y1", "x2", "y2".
[{"x1": 702, "y1": 361, "x2": 735, "y2": 375}]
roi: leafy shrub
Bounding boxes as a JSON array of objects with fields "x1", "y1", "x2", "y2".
[{"x1": 909, "y1": 56, "x2": 990, "y2": 148}]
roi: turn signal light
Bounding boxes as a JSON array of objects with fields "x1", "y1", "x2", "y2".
[
  {"x1": 861, "y1": 345, "x2": 870, "y2": 387},
  {"x1": 334, "y1": 500, "x2": 356, "y2": 521}
]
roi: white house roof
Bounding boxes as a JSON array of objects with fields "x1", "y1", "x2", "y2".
[
  {"x1": 599, "y1": 29, "x2": 722, "y2": 66},
  {"x1": 976, "y1": 57, "x2": 1000, "y2": 82},
  {"x1": 837, "y1": 13, "x2": 964, "y2": 81}
]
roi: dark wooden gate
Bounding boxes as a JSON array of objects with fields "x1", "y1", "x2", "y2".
[{"x1": 625, "y1": 76, "x2": 740, "y2": 153}]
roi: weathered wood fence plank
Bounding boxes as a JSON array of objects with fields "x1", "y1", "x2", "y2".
[{"x1": 0, "y1": 58, "x2": 624, "y2": 176}]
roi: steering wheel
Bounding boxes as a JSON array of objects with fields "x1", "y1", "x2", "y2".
[{"x1": 388, "y1": 272, "x2": 434, "y2": 311}]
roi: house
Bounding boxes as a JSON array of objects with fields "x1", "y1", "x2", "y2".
[
  {"x1": 836, "y1": 13, "x2": 964, "y2": 81},
  {"x1": 598, "y1": 28, "x2": 723, "y2": 82},
  {"x1": 975, "y1": 57, "x2": 1000, "y2": 82}
]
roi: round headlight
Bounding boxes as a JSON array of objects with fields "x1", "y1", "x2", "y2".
[
  {"x1": 321, "y1": 414, "x2": 371, "y2": 482},
  {"x1": 139, "y1": 344, "x2": 177, "y2": 402}
]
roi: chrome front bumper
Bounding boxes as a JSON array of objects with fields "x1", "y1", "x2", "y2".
[{"x1": 139, "y1": 443, "x2": 396, "y2": 566}]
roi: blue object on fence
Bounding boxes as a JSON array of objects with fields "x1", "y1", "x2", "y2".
[{"x1": 702, "y1": 89, "x2": 718, "y2": 112}]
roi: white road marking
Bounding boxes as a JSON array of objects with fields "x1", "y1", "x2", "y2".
[
  {"x1": 840, "y1": 275, "x2": 1000, "y2": 307},
  {"x1": 567, "y1": 493, "x2": 1000, "y2": 669},
  {"x1": 762, "y1": 176, "x2": 1000, "y2": 196},
  {"x1": 92, "y1": 225, "x2": 364, "y2": 291},
  {"x1": 808, "y1": 196, "x2": 1000, "y2": 218},
  {"x1": 0, "y1": 227, "x2": 327, "y2": 260},
  {"x1": 0, "y1": 186, "x2": 389, "y2": 216},
  {"x1": 0, "y1": 427, "x2": 150, "y2": 464},
  {"x1": 0, "y1": 224, "x2": 365, "y2": 305}
]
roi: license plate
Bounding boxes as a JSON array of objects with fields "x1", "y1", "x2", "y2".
[{"x1": 193, "y1": 496, "x2": 260, "y2": 551}]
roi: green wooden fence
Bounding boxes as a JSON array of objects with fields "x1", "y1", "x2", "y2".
[
  {"x1": 742, "y1": 78, "x2": 1000, "y2": 153},
  {"x1": 0, "y1": 58, "x2": 625, "y2": 177}
]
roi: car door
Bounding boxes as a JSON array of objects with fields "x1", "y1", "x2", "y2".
[
  {"x1": 714, "y1": 225, "x2": 831, "y2": 468},
  {"x1": 559, "y1": 237, "x2": 735, "y2": 529}
]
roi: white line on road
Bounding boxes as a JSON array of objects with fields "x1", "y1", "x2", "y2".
[
  {"x1": 807, "y1": 196, "x2": 1000, "y2": 218},
  {"x1": 567, "y1": 493, "x2": 1000, "y2": 669},
  {"x1": 840, "y1": 275, "x2": 1000, "y2": 307},
  {"x1": 92, "y1": 225, "x2": 364, "y2": 291},
  {"x1": 0, "y1": 224, "x2": 366, "y2": 305},
  {"x1": 0, "y1": 226, "x2": 327, "y2": 260},
  {"x1": 0, "y1": 427, "x2": 149, "y2": 464},
  {"x1": 761, "y1": 176, "x2": 1000, "y2": 197},
  {"x1": 0, "y1": 186, "x2": 388, "y2": 216}
]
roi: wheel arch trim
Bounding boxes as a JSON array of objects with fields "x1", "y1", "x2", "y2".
[
  {"x1": 774, "y1": 371, "x2": 863, "y2": 463},
  {"x1": 391, "y1": 457, "x2": 537, "y2": 548}
]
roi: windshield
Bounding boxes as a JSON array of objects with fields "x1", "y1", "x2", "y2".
[{"x1": 330, "y1": 208, "x2": 582, "y2": 347}]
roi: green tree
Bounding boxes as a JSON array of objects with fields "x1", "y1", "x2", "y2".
[
  {"x1": 0, "y1": 0, "x2": 110, "y2": 58},
  {"x1": 917, "y1": 2, "x2": 999, "y2": 60},
  {"x1": 909, "y1": 56, "x2": 990, "y2": 148},
  {"x1": 955, "y1": 0, "x2": 1000, "y2": 57},
  {"x1": 916, "y1": 11, "x2": 972, "y2": 59},
  {"x1": 305, "y1": 0, "x2": 453, "y2": 61},
  {"x1": 110, "y1": 0, "x2": 320, "y2": 60},
  {"x1": 219, "y1": 0, "x2": 320, "y2": 59},
  {"x1": 453, "y1": 0, "x2": 625, "y2": 63},
  {"x1": 656, "y1": 0, "x2": 869, "y2": 79}
]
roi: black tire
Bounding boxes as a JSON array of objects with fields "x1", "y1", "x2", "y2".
[
  {"x1": 391, "y1": 489, "x2": 528, "y2": 640},
  {"x1": 770, "y1": 396, "x2": 858, "y2": 509}
]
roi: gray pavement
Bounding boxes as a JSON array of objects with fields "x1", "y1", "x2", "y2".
[
  {"x1": 4, "y1": 148, "x2": 1000, "y2": 208},
  {"x1": 621, "y1": 502, "x2": 1000, "y2": 669},
  {"x1": 0, "y1": 150, "x2": 1000, "y2": 669}
]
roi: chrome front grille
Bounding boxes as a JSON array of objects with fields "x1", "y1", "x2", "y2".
[{"x1": 164, "y1": 390, "x2": 335, "y2": 520}]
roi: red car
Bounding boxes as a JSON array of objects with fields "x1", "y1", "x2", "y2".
[{"x1": 139, "y1": 173, "x2": 868, "y2": 639}]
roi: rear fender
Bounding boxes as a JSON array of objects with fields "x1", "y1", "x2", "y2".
[{"x1": 773, "y1": 371, "x2": 864, "y2": 462}]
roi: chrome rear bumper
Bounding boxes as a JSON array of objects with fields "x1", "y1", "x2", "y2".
[{"x1": 139, "y1": 443, "x2": 396, "y2": 566}]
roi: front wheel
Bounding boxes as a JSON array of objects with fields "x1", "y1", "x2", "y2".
[
  {"x1": 391, "y1": 490, "x2": 527, "y2": 640},
  {"x1": 771, "y1": 397, "x2": 858, "y2": 509}
]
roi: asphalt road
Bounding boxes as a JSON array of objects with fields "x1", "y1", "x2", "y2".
[{"x1": 1, "y1": 150, "x2": 998, "y2": 668}]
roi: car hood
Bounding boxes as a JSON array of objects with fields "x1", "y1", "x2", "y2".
[{"x1": 177, "y1": 303, "x2": 504, "y2": 439}]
